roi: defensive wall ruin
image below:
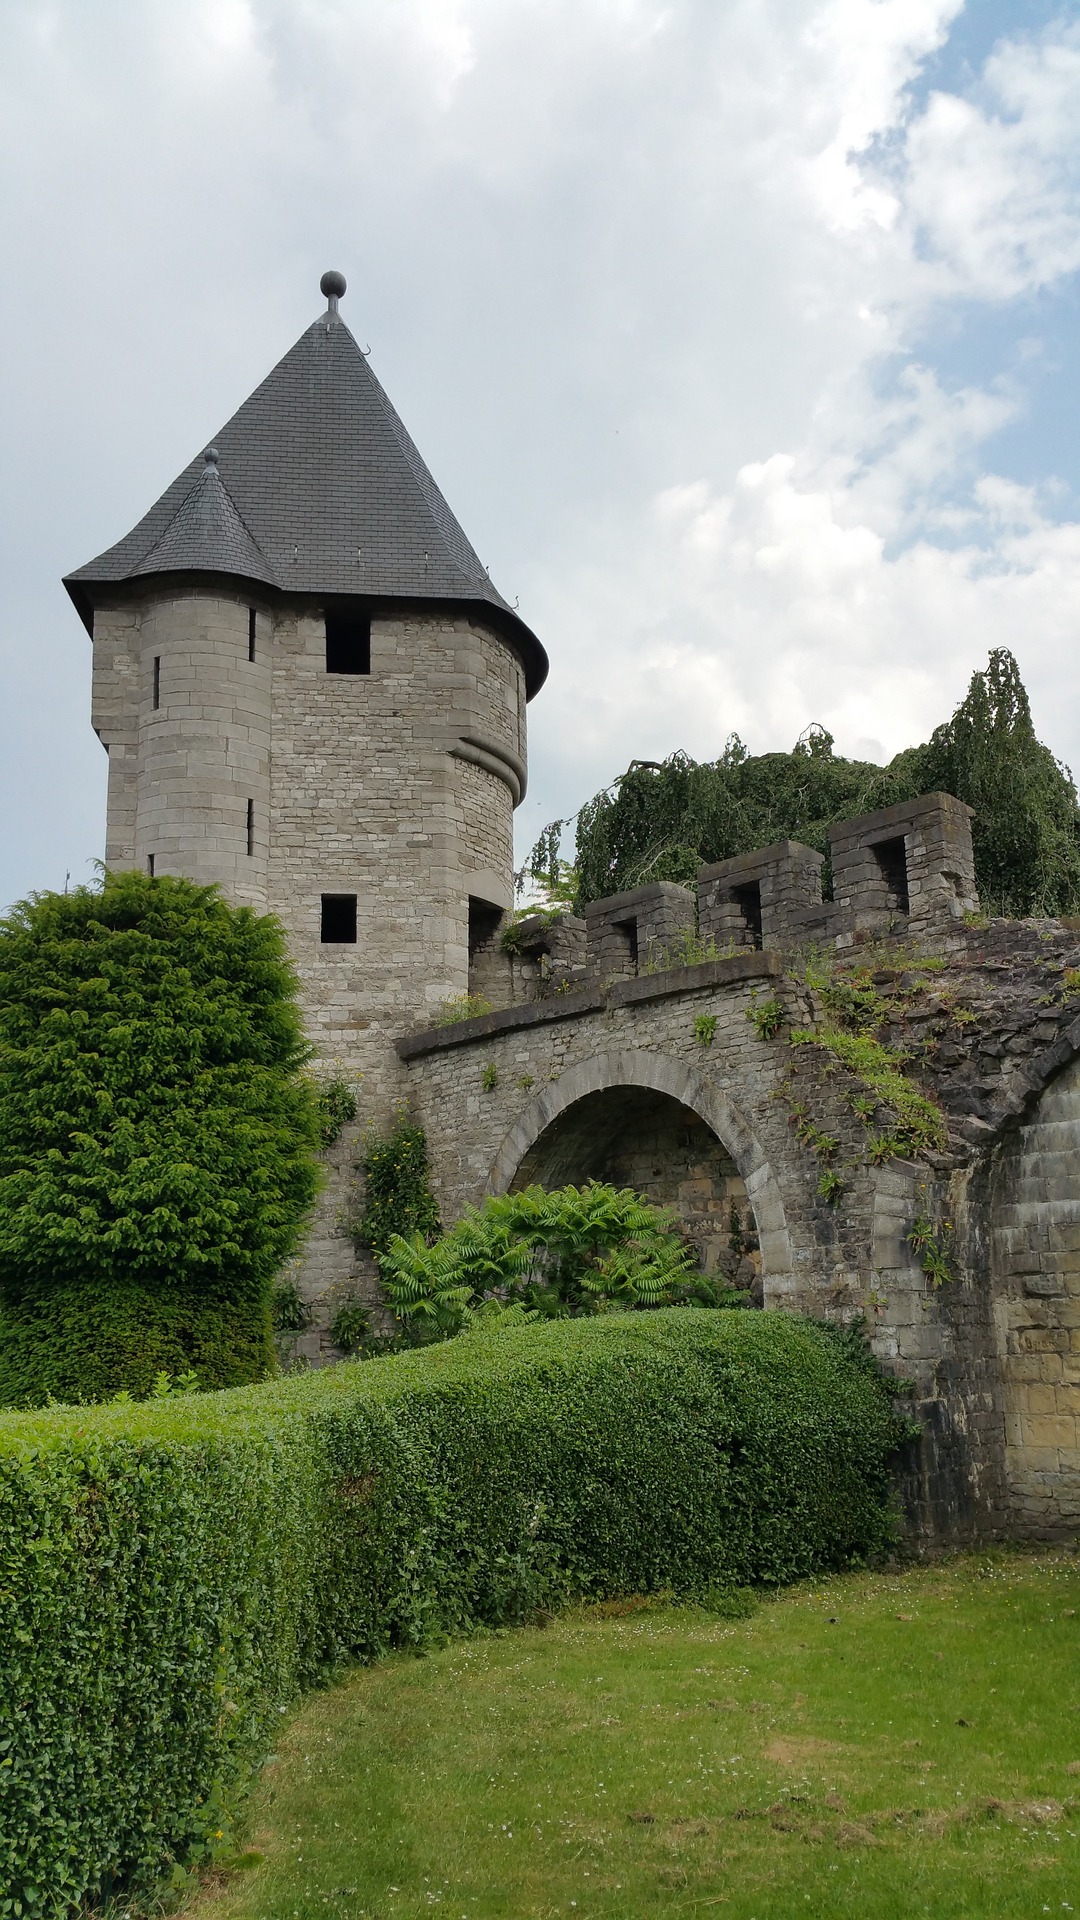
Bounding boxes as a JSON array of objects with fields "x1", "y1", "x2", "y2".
[{"x1": 362, "y1": 790, "x2": 1080, "y2": 1548}]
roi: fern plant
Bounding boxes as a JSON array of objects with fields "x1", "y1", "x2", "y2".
[{"x1": 377, "y1": 1182, "x2": 718, "y2": 1339}]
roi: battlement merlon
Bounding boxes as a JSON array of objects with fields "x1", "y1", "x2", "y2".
[
  {"x1": 491, "y1": 789, "x2": 981, "y2": 996},
  {"x1": 829, "y1": 791, "x2": 978, "y2": 947},
  {"x1": 698, "y1": 840, "x2": 826, "y2": 952},
  {"x1": 584, "y1": 883, "x2": 697, "y2": 978}
]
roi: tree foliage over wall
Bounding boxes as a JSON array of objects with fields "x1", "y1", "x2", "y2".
[
  {"x1": 539, "y1": 651, "x2": 1080, "y2": 918},
  {"x1": 0, "y1": 871, "x2": 321, "y2": 1405}
]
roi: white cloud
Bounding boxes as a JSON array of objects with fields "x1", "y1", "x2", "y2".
[
  {"x1": 897, "y1": 21, "x2": 1080, "y2": 300},
  {"x1": 2, "y1": 0, "x2": 1080, "y2": 899},
  {"x1": 526, "y1": 449, "x2": 1080, "y2": 851}
]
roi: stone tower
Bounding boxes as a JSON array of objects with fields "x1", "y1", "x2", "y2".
[{"x1": 65, "y1": 271, "x2": 547, "y2": 1317}]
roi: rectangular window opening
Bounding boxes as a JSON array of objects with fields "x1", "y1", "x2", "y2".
[
  {"x1": 325, "y1": 611, "x2": 371, "y2": 675},
  {"x1": 248, "y1": 608, "x2": 257, "y2": 662},
  {"x1": 613, "y1": 917, "x2": 639, "y2": 971},
  {"x1": 468, "y1": 897, "x2": 503, "y2": 960},
  {"x1": 872, "y1": 836, "x2": 910, "y2": 914},
  {"x1": 147, "y1": 854, "x2": 155, "y2": 878},
  {"x1": 246, "y1": 798, "x2": 254, "y2": 857},
  {"x1": 152, "y1": 656, "x2": 160, "y2": 710},
  {"x1": 321, "y1": 894, "x2": 357, "y2": 944},
  {"x1": 731, "y1": 881, "x2": 763, "y2": 949},
  {"x1": 468, "y1": 897, "x2": 503, "y2": 997}
]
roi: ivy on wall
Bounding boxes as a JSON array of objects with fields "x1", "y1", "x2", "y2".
[{"x1": 356, "y1": 1114, "x2": 441, "y2": 1257}]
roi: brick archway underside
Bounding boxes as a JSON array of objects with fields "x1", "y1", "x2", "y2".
[{"x1": 486, "y1": 1048, "x2": 792, "y2": 1282}]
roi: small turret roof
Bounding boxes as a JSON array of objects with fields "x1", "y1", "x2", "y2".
[
  {"x1": 129, "y1": 448, "x2": 277, "y2": 586},
  {"x1": 65, "y1": 285, "x2": 547, "y2": 695}
]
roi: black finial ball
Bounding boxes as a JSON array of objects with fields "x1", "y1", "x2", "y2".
[
  {"x1": 203, "y1": 446, "x2": 219, "y2": 466},
  {"x1": 320, "y1": 269, "x2": 347, "y2": 300}
]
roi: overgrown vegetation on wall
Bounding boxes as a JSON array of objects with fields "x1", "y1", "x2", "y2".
[
  {"x1": 0, "y1": 1310, "x2": 911, "y2": 1914},
  {"x1": 530, "y1": 650, "x2": 1080, "y2": 918},
  {"x1": 356, "y1": 1114, "x2": 441, "y2": 1256},
  {"x1": 0, "y1": 871, "x2": 321, "y2": 1406},
  {"x1": 788, "y1": 952, "x2": 949, "y2": 1163}
]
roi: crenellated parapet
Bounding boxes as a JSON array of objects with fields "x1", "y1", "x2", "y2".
[{"x1": 489, "y1": 790, "x2": 981, "y2": 1010}]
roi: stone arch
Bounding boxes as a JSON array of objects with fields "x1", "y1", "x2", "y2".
[{"x1": 486, "y1": 1048, "x2": 792, "y2": 1288}]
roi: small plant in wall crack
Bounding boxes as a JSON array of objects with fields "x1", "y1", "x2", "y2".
[
  {"x1": 866, "y1": 1132, "x2": 904, "y2": 1167},
  {"x1": 787, "y1": 1100, "x2": 838, "y2": 1162},
  {"x1": 817, "y1": 1168, "x2": 844, "y2": 1206},
  {"x1": 481, "y1": 1063, "x2": 499, "y2": 1092},
  {"x1": 310, "y1": 1074, "x2": 359, "y2": 1147},
  {"x1": 694, "y1": 1013, "x2": 718, "y2": 1047},
  {"x1": 271, "y1": 1281, "x2": 312, "y2": 1334},
  {"x1": 435, "y1": 992, "x2": 494, "y2": 1026},
  {"x1": 908, "y1": 1209, "x2": 954, "y2": 1288},
  {"x1": 728, "y1": 1199, "x2": 745, "y2": 1259},
  {"x1": 748, "y1": 995, "x2": 785, "y2": 1041}
]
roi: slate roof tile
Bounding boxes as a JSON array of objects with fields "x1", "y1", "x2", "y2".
[{"x1": 65, "y1": 305, "x2": 546, "y2": 694}]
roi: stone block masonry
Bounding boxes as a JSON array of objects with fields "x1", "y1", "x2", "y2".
[
  {"x1": 91, "y1": 588, "x2": 529, "y2": 1333},
  {"x1": 83, "y1": 570, "x2": 1080, "y2": 1545},
  {"x1": 392, "y1": 907, "x2": 1080, "y2": 1545}
]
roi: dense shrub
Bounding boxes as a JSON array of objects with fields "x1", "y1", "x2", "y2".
[
  {"x1": 0, "y1": 1310, "x2": 910, "y2": 1913},
  {"x1": 380, "y1": 1181, "x2": 743, "y2": 1340},
  {"x1": 0, "y1": 871, "x2": 320, "y2": 1405}
]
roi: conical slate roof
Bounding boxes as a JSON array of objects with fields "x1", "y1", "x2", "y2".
[
  {"x1": 129, "y1": 449, "x2": 277, "y2": 587},
  {"x1": 65, "y1": 288, "x2": 547, "y2": 695}
]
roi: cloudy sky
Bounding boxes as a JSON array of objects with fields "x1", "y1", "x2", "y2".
[{"x1": 2, "y1": 0, "x2": 1080, "y2": 909}]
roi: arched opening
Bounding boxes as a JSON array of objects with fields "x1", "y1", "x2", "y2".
[{"x1": 510, "y1": 1085, "x2": 761, "y2": 1294}]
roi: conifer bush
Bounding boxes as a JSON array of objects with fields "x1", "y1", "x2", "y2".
[
  {"x1": 0, "y1": 1309, "x2": 912, "y2": 1913},
  {"x1": 0, "y1": 871, "x2": 320, "y2": 1404}
]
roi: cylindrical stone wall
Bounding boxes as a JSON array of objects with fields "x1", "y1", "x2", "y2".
[
  {"x1": 93, "y1": 586, "x2": 528, "y2": 1326},
  {"x1": 991, "y1": 1052, "x2": 1080, "y2": 1534},
  {"x1": 134, "y1": 588, "x2": 272, "y2": 909},
  {"x1": 266, "y1": 609, "x2": 523, "y2": 1070}
]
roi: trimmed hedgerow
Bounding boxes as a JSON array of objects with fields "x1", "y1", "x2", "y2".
[{"x1": 0, "y1": 1310, "x2": 911, "y2": 1914}]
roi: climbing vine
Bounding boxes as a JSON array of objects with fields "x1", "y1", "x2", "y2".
[
  {"x1": 356, "y1": 1115, "x2": 441, "y2": 1257},
  {"x1": 312, "y1": 1075, "x2": 358, "y2": 1147}
]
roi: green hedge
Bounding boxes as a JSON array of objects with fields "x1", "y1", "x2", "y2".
[{"x1": 0, "y1": 1311, "x2": 909, "y2": 1914}]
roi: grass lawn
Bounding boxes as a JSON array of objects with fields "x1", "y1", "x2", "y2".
[{"x1": 183, "y1": 1548, "x2": 1080, "y2": 1920}]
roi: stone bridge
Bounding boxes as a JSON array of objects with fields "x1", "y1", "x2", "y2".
[{"x1": 387, "y1": 796, "x2": 1080, "y2": 1548}]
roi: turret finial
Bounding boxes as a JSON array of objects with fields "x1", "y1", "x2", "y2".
[
  {"x1": 320, "y1": 269, "x2": 347, "y2": 315},
  {"x1": 203, "y1": 446, "x2": 219, "y2": 470}
]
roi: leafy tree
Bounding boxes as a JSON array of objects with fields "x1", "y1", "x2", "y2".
[
  {"x1": 379, "y1": 1181, "x2": 744, "y2": 1341},
  {"x1": 0, "y1": 870, "x2": 321, "y2": 1404},
  {"x1": 901, "y1": 648, "x2": 1080, "y2": 915},
  {"x1": 539, "y1": 650, "x2": 1080, "y2": 918}
]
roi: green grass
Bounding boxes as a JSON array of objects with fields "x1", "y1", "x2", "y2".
[{"x1": 183, "y1": 1549, "x2": 1080, "y2": 1920}]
